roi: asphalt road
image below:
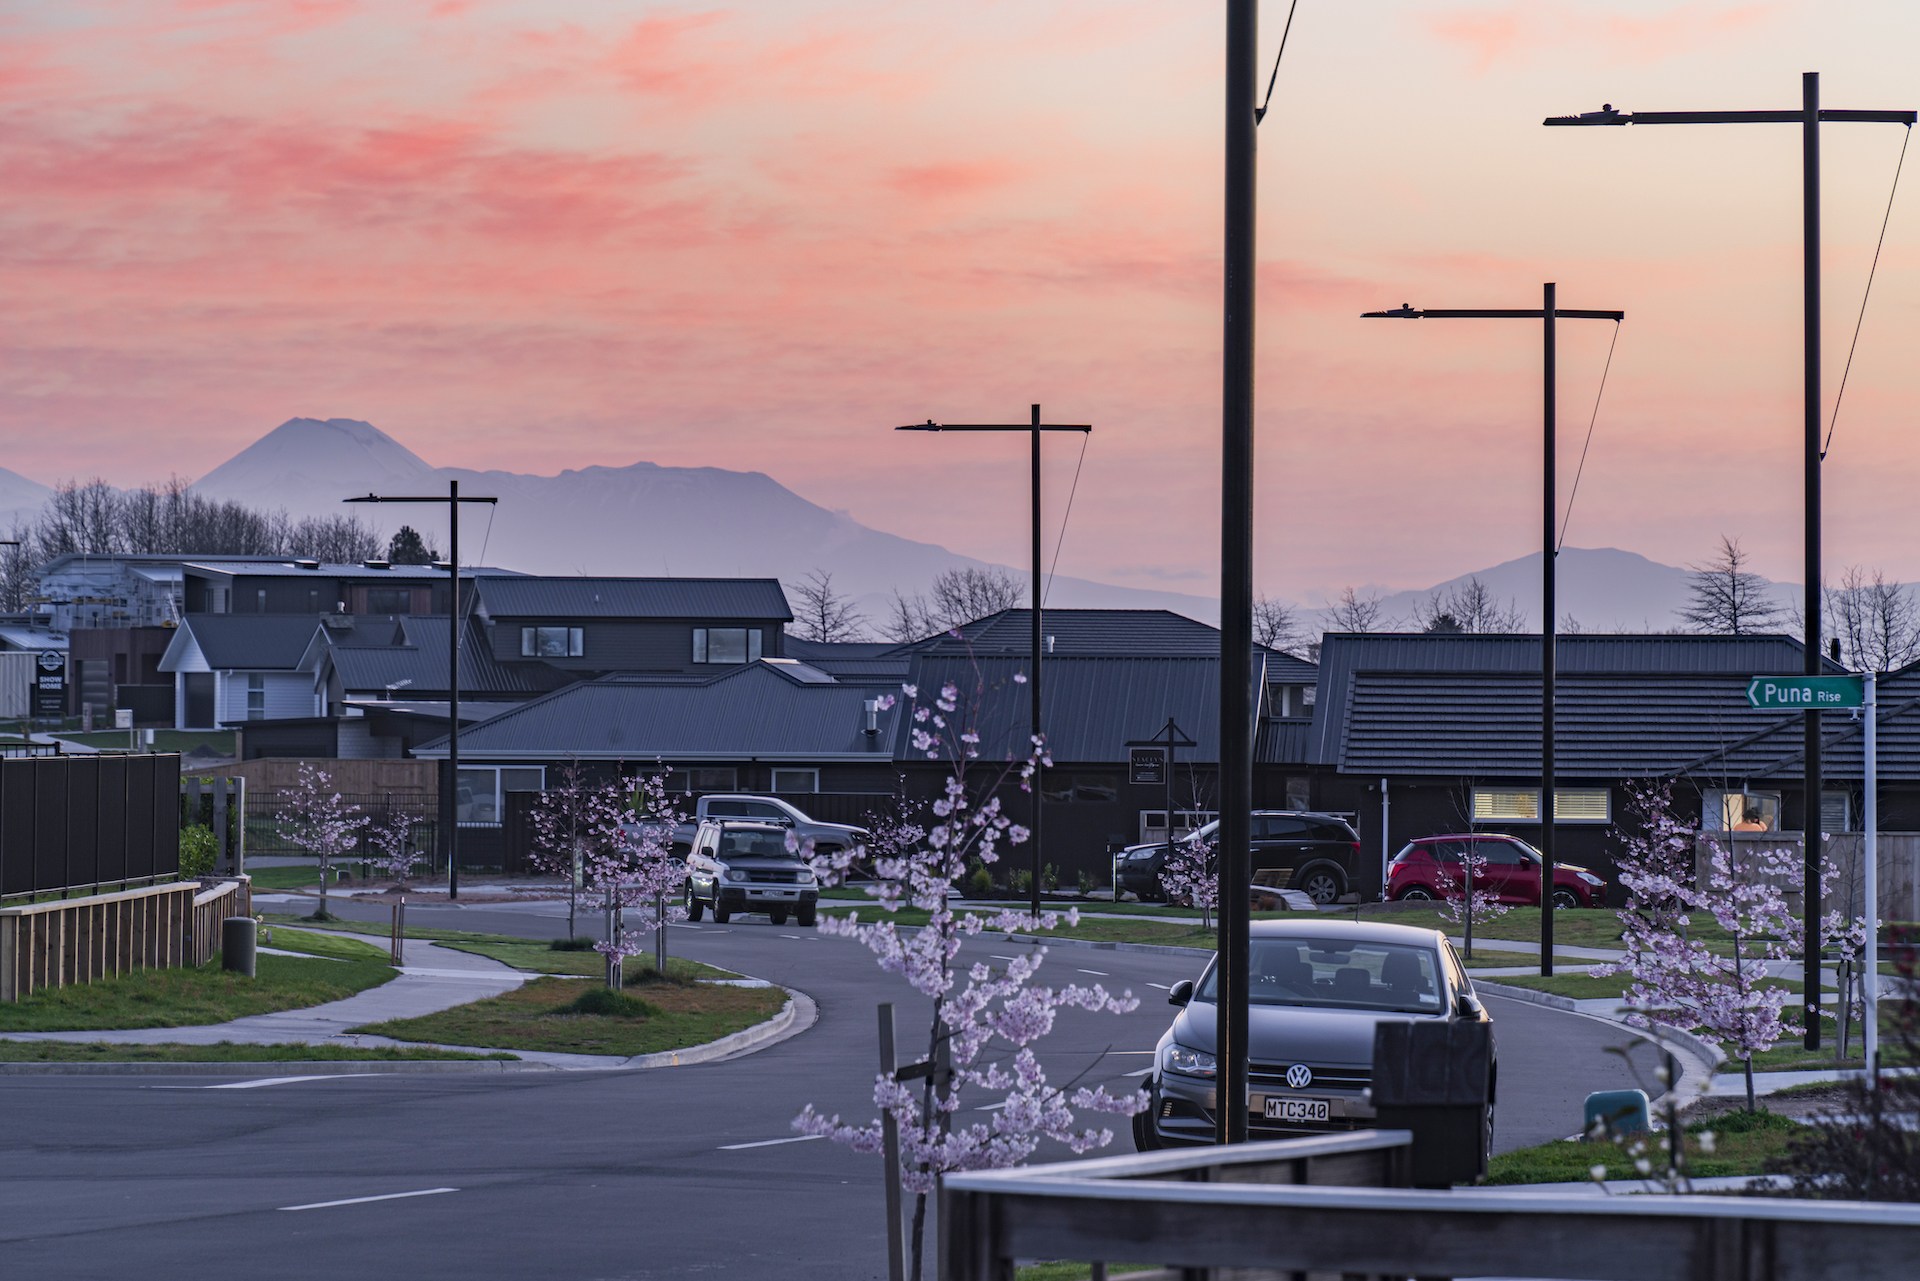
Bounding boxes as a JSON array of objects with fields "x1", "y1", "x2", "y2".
[{"x1": 0, "y1": 896, "x2": 1644, "y2": 1279}]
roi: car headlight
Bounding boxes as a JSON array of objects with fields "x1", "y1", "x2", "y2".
[
  {"x1": 724, "y1": 867, "x2": 748, "y2": 882},
  {"x1": 1128, "y1": 848, "x2": 1157, "y2": 861},
  {"x1": 1575, "y1": 871, "x2": 1605, "y2": 887},
  {"x1": 1164, "y1": 1044, "x2": 1216, "y2": 1079},
  {"x1": 796, "y1": 869, "x2": 816, "y2": 884}
]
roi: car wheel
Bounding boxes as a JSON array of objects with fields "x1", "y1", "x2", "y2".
[
  {"x1": 770, "y1": 907, "x2": 789, "y2": 926},
  {"x1": 1299, "y1": 866, "x2": 1344, "y2": 906},
  {"x1": 1550, "y1": 887, "x2": 1581, "y2": 912},
  {"x1": 796, "y1": 903, "x2": 817, "y2": 927},
  {"x1": 1483, "y1": 1101, "x2": 1496, "y2": 1169},
  {"x1": 1397, "y1": 887, "x2": 1435, "y2": 902},
  {"x1": 712, "y1": 897, "x2": 732, "y2": 924},
  {"x1": 1132, "y1": 1101, "x2": 1162, "y2": 1152},
  {"x1": 685, "y1": 884, "x2": 704, "y2": 922}
]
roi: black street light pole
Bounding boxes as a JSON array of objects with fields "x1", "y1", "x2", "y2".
[
  {"x1": 1546, "y1": 76, "x2": 1913, "y2": 1045},
  {"x1": 897, "y1": 410, "x2": 1092, "y2": 922},
  {"x1": 1364, "y1": 289, "x2": 1624, "y2": 978},
  {"x1": 346, "y1": 482, "x2": 498, "y2": 901},
  {"x1": 1217, "y1": 0, "x2": 1258, "y2": 1148}
]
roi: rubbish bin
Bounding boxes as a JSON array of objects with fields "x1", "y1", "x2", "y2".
[
  {"x1": 1371, "y1": 1019, "x2": 1493, "y2": 1187},
  {"x1": 222, "y1": 916, "x2": 257, "y2": 977}
]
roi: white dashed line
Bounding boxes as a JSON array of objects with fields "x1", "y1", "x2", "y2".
[
  {"x1": 280, "y1": 1188, "x2": 458, "y2": 1211},
  {"x1": 1145, "y1": 982, "x2": 1171, "y2": 990},
  {"x1": 718, "y1": 1135, "x2": 826, "y2": 1151},
  {"x1": 1077, "y1": 969, "x2": 1108, "y2": 976},
  {"x1": 780, "y1": 935, "x2": 802, "y2": 940},
  {"x1": 990, "y1": 955, "x2": 1021, "y2": 962},
  {"x1": 1121, "y1": 1068, "x2": 1154, "y2": 1078},
  {"x1": 183, "y1": 1075, "x2": 387, "y2": 1091}
]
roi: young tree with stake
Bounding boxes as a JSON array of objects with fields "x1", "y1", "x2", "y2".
[{"x1": 279, "y1": 762, "x2": 366, "y2": 919}]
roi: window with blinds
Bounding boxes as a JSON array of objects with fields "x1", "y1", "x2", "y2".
[{"x1": 1470, "y1": 787, "x2": 1610, "y2": 824}]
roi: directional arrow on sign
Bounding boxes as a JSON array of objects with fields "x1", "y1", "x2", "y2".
[{"x1": 1746, "y1": 675, "x2": 1864, "y2": 710}]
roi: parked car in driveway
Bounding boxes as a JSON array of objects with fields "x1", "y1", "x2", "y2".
[
  {"x1": 670, "y1": 795, "x2": 868, "y2": 861},
  {"x1": 683, "y1": 820, "x2": 821, "y2": 926},
  {"x1": 1386, "y1": 834, "x2": 1606, "y2": 910},
  {"x1": 1114, "y1": 812, "x2": 1362, "y2": 906},
  {"x1": 1136, "y1": 919, "x2": 1493, "y2": 1152}
]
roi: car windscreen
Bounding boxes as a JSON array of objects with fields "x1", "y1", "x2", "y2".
[
  {"x1": 1195, "y1": 937, "x2": 1443, "y2": 1014},
  {"x1": 717, "y1": 831, "x2": 793, "y2": 859}
]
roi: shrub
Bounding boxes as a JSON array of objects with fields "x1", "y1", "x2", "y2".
[
  {"x1": 549, "y1": 937, "x2": 597, "y2": 952},
  {"x1": 563, "y1": 987, "x2": 659, "y2": 1019},
  {"x1": 968, "y1": 865, "x2": 994, "y2": 898},
  {"x1": 179, "y1": 825, "x2": 218, "y2": 879}
]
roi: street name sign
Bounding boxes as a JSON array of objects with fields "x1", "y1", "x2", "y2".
[{"x1": 1745, "y1": 675, "x2": 1864, "y2": 710}]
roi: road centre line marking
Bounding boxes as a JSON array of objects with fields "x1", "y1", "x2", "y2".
[
  {"x1": 280, "y1": 1188, "x2": 458, "y2": 1211},
  {"x1": 1077, "y1": 969, "x2": 1108, "y2": 976},
  {"x1": 1121, "y1": 1068, "x2": 1154, "y2": 1077},
  {"x1": 718, "y1": 1135, "x2": 825, "y2": 1150},
  {"x1": 990, "y1": 955, "x2": 1022, "y2": 962},
  {"x1": 1144, "y1": 982, "x2": 1171, "y2": 990},
  {"x1": 206, "y1": 1075, "x2": 388, "y2": 1090},
  {"x1": 780, "y1": 935, "x2": 802, "y2": 939}
]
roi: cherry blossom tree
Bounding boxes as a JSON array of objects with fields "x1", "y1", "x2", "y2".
[
  {"x1": 578, "y1": 770, "x2": 690, "y2": 988},
  {"x1": 792, "y1": 673, "x2": 1145, "y2": 1281},
  {"x1": 530, "y1": 757, "x2": 624, "y2": 940},
  {"x1": 1432, "y1": 845, "x2": 1512, "y2": 932},
  {"x1": 278, "y1": 762, "x2": 366, "y2": 919},
  {"x1": 367, "y1": 807, "x2": 422, "y2": 889},
  {"x1": 1158, "y1": 836, "x2": 1218, "y2": 930}
]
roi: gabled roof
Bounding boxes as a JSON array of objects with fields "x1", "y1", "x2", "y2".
[
  {"x1": 324, "y1": 617, "x2": 568, "y2": 696},
  {"x1": 158, "y1": 615, "x2": 325, "y2": 672},
  {"x1": 414, "y1": 661, "x2": 897, "y2": 761},
  {"x1": 473, "y1": 576, "x2": 792, "y2": 621},
  {"x1": 182, "y1": 561, "x2": 521, "y2": 579},
  {"x1": 918, "y1": 608, "x2": 1233, "y2": 658}
]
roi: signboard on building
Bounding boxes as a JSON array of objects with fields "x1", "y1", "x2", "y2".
[
  {"x1": 1745, "y1": 675, "x2": 1864, "y2": 710},
  {"x1": 1129, "y1": 746, "x2": 1167, "y2": 786},
  {"x1": 32, "y1": 650, "x2": 65, "y2": 719}
]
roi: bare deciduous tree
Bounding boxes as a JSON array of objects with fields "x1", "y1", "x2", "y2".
[
  {"x1": 1680, "y1": 535, "x2": 1787, "y2": 635},
  {"x1": 785, "y1": 569, "x2": 869, "y2": 643},
  {"x1": 1411, "y1": 576, "x2": 1527, "y2": 635},
  {"x1": 878, "y1": 588, "x2": 934, "y2": 644},
  {"x1": 1253, "y1": 593, "x2": 1308, "y2": 655},
  {"x1": 879, "y1": 566, "x2": 1028, "y2": 642},
  {"x1": 1328, "y1": 585, "x2": 1385, "y2": 633},
  {"x1": 1824, "y1": 566, "x2": 1920, "y2": 672}
]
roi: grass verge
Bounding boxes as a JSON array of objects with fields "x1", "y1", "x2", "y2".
[
  {"x1": 0, "y1": 1040, "x2": 514, "y2": 1062},
  {"x1": 1483, "y1": 1108, "x2": 1800, "y2": 1185},
  {"x1": 266, "y1": 927, "x2": 394, "y2": 963},
  {"x1": 0, "y1": 954, "x2": 396, "y2": 1033},
  {"x1": 820, "y1": 902, "x2": 1220, "y2": 951},
  {"x1": 433, "y1": 940, "x2": 739, "y2": 982},
  {"x1": 246, "y1": 865, "x2": 353, "y2": 891},
  {"x1": 350, "y1": 975, "x2": 787, "y2": 1057},
  {"x1": 1014, "y1": 1264, "x2": 1158, "y2": 1281}
]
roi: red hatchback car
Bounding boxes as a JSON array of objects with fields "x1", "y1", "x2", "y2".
[{"x1": 1387, "y1": 834, "x2": 1606, "y2": 910}]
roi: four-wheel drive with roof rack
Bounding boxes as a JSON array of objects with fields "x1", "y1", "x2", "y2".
[
  {"x1": 668, "y1": 794, "x2": 869, "y2": 860},
  {"x1": 683, "y1": 820, "x2": 822, "y2": 926},
  {"x1": 1114, "y1": 811, "x2": 1363, "y2": 906}
]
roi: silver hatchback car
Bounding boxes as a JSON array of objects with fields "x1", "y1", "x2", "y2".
[{"x1": 1136, "y1": 919, "x2": 1493, "y2": 1150}]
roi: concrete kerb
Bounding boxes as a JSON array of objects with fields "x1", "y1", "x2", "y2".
[{"x1": 1472, "y1": 979, "x2": 1726, "y2": 1112}]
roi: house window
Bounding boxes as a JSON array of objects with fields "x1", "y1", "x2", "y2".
[
  {"x1": 256, "y1": 588, "x2": 268, "y2": 613},
  {"x1": 1702, "y1": 790, "x2": 1780, "y2": 833},
  {"x1": 521, "y1": 626, "x2": 584, "y2": 658},
  {"x1": 693, "y1": 628, "x2": 761, "y2": 664},
  {"x1": 1470, "y1": 787, "x2": 1611, "y2": 824},
  {"x1": 1041, "y1": 773, "x2": 1119, "y2": 803},
  {"x1": 1284, "y1": 775, "x2": 1311, "y2": 810},
  {"x1": 368, "y1": 588, "x2": 410, "y2": 615},
  {"x1": 771, "y1": 768, "x2": 818, "y2": 793},
  {"x1": 661, "y1": 767, "x2": 739, "y2": 793},
  {"x1": 246, "y1": 673, "x2": 265, "y2": 721}
]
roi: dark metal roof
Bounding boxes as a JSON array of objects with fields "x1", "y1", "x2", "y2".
[
  {"x1": 781, "y1": 636, "x2": 906, "y2": 661},
  {"x1": 474, "y1": 576, "x2": 792, "y2": 621},
  {"x1": 1258, "y1": 718, "x2": 1314, "y2": 766},
  {"x1": 1309, "y1": 632, "x2": 1833, "y2": 766},
  {"x1": 160, "y1": 615, "x2": 323, "y2": 670},
  {"x1": 1330, "y1": 668, "x2": 1920, "y2": 783},
  {"x1": 183, "y1": 561, "x2": 520, "y2": 579},
  {"x1": 415, "y1": 663, "x2": 900, "y2": 761},
  {"x1": 921, "y1": 609, "x2": 1241, "y2": 658}
]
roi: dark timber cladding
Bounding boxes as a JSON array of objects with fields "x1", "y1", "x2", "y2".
[{"x1": 0, "y1": 754, "x2": 180, "y2": 898}]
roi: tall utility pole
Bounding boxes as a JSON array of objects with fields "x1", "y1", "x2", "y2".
[
  {"x1": 1545, "y1": 75, "x2": 1914, "y2": 1046},
  {"x1": 896, "y1": 410, "x2": 1092, "y2": 922},
  {"x1": 1363, "y1": 288, "x2": 1623, "y2": 977},
  {"x1": 1217, "y1": 0, "x2": 1258, "y2": 1148},
  {"x1": 345, "y1": 482, "x2": 497, "y2": 901}
]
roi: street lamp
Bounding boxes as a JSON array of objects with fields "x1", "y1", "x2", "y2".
[
  {"x1": 345, "y1": 482, "x2": 498, "y2": 901},
  {"x1": 1364, "y1": 285, "x2": 1624, "y2": 978},
  {"x1": 896, "y1": 407, "x2": 1092, "y2": 924},
  {"x1": 1545, "y1": 74, "x2": 1914, "y2": 1045}
]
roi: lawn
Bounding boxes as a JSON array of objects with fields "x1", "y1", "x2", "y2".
[
  {"x1": 433, "y1": 940, "x2": 738, "y2": 981},
  {"x1": 352, "y1": 975, "x2": 787, "y2": 1057},
  {"x1": 266, "y1": 927, "x2": 394, "y2": 963},
  {"x1": 0, "y1": 954, "x2": 396, "y2": 1032},
  {"x1": 245, "y1": 864, "x2": 349, "y2": 890},
  {"x1": 0, "y1": 1040, "x2": 513, "y2": 1063},
  {"x1": 1484, "y1": 1108, "x2": 1800, "y2": 1185},
  {"x1": 1354, "y1": 905, "x2": 1629, "y2": 950},
  {"x1": 1013, "y1": 1264, "x2": 1159, "y2": 1281}
]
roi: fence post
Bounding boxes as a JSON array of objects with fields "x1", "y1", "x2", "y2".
[
  {"x1": 878, "y1": 1002, "x2": 905, "y2": 1281},
  {"x1": 390, "y1": 898, "x2": 405, "y2": 966},
  {"x1": 234, "y1": 777, "x2": 246, "y2": 877},
  {"x1": 213, "y1": 778, "x2": 229, "y2": 873}
]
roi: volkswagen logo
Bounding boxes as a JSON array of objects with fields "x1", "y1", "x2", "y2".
[{"x1": 1285, "y1": 1064, "x2": 1313, "y2": 1090}]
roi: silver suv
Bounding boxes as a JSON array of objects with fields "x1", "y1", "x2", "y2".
[
  {"x1": 684, "y1": 820, "x2": 821, "y2": 926},
  {"x1": 1136, "y1": 919, "x2": 1493, "y2": 1150}
]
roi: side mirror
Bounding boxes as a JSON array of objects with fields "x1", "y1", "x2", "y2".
[
  {"x1": 1168, "y1": 979, "x2": 1194, "y2": 1007},
  {"x1": 1455, "y1": 992, "x2": 1484, "y2": 1020}
]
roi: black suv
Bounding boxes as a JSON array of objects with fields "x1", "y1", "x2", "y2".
[{"x1": 1114, "y1": 811, "x2": 1362, "y2": 906}]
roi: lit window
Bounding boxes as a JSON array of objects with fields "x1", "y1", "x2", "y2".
[
  {"x1": 521, "y1": 626, "x2": 584, "y2": 658},
  {"x1": 1470, "y1": 787, "x2": 1610, "y2": 824},
  {"x1": 1702, "y1": 790, "x2": 1779, "y2": 833},
  {"x1": 693, "y1": 628, "x2": 760, "y2": 664}
]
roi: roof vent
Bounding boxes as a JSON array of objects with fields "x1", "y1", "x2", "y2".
[
  {"x1": 363, "y1": 558, "x2": 390, "y2": 570},
  {"x1": 431, "y1": 561, "x2": 452, "y2": 572},
  {"x1": 293, "y1": 559, "x2": 321, "y2": 571},
  {"x1": 1045, "y1": 634, "x2": 1056, "y2": 654}
]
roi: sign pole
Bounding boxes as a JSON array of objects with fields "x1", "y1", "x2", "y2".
[{"x1": 1865, "y1": 670, "x2": 1878, "y2": 1079}]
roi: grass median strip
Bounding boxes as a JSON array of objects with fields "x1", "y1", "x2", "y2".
[
  {"x1": 1483, "y1": 1108, "x2": 1800, "y2": 1185},
  {"x1": 350, "y1": 975, "x2": 787, "y2": 1057},
  {"x1": 0, "y1": 954, "x2": 397, "y2": 1033},
  {"x1": 431, "y1": 940, "x2": 738, "y2": 981},
  {"x1": 267, "y1": 928, "x2": 394, "y2": 963},
  {"x1": 0, "y1": 1040, "x2": 514, "y2": 1062}
]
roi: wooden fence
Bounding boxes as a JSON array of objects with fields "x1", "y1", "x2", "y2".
[
  {"x1": 941, "y1": 1130, "x2": 1920, "y2": 1280},
  {"x1": 188, "y1": 878, "x2": 250, "y2": 968},
  {"x1": 0, "y1": 877, "x2": 250, "y2": 1001},
  {"x1": 1696, "y1": 833, "x2": 1920, "y2": 923}
]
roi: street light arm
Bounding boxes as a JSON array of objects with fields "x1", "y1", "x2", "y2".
[
  {"x1": 1546, "y1": 107, "x2": 1914, "y2": 127},
  {"x1": 895, "y1": 424, "x2": 1092, "y2": 433},
  {"x1": 343, "y1": 495, "x2": 499, "y2": 504},
  {"x1": 1363, "y1": 308, "x2": 1624, "y2": 321}
]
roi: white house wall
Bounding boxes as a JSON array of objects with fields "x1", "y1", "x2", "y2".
[{"x1": 217, "y1": 671, "x2": 322, "y2": 722}]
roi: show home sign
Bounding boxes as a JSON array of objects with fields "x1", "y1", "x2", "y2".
[{"x1": 1745, "y1": 675, "x2": 1865, "y2": 710}]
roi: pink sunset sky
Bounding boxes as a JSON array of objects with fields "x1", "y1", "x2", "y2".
[{"x1": 3, "y1": 0, "x2": 1919, "y2": 604}]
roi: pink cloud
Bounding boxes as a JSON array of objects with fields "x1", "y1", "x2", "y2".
[{"x1": 1426, "y1": 3, "x2": 1779, "y2": 75}]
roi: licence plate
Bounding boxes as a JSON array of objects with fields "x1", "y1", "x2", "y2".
[
  {"x1": 760, "y1": 889, "x2": 799, "y2": 898},
  {"x1": 1264, "y1": 1096, "x2": 1330, "y2": 1122}
]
